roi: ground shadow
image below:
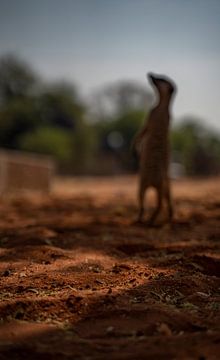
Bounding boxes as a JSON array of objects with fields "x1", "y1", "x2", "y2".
[{"x1": 0, "y1": 192, "x2": 220, "y2": 359}]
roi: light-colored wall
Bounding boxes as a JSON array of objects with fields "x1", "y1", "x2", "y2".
[{"x1": 0, "y1": 149, "x2": 55, "y2": 195}]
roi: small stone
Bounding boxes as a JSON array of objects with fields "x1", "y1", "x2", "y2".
[
  {"x1": 95, "y1": 279, "x2": 103, "y2": 285},
  {"x1": 129, "y1": 278, "x2": 136, "y2": 283},
  {"x1": 44, "y1": 238, "x2": 53, "y2": 245},
  {"x1": 106, "y1": 326, "x2": 114, "y2": 334},
  {"x1": 157, "y1": 323, "x2": 172, "y2": 336},
  {"x1": 196, "y1": 292, "x2": 209, "y2": 298},
  {"x1": 19, "y1": 272, "x2": 27, "y2": 278},
  {"x1": 3, "y1": 269, "x2": 11, "y2": 277},
  {"x1": 135, "y1": 330, "x2": 144, "y2": 337}
]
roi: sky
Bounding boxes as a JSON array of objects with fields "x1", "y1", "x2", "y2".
[{"x1": 0, "y1": 0, "x2": 220, "y2": 130}]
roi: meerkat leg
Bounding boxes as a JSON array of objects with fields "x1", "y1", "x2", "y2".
[
  {"x1": 147, "y1": 187, "x2": 163, "y2": 225},
  {"x1": 137, "y1": 180, "x2": 147, "y2": 223},
  {"x1": 165, "y1": 183, "x2": 173, "y2": 221}
]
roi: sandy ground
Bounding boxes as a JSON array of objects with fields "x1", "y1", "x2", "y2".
[{"x1": 0, "y1": 176, "x2": 220, "y2": 359}]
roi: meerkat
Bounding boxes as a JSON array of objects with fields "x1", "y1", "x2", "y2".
[{"x1": 132, "y1": 73, "x2": 177, "y2": 225}]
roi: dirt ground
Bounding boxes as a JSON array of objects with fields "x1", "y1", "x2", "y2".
[{"x1": 0, "y1": 176, "x2": 220, "y2": 359}]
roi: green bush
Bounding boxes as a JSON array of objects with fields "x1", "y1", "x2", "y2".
[
  {"x1": 18, "y1": 126, "x2": 72, "y2": 163},
  {"x1": 171, "y1": 120, "x2": 220, "y2": 175}
]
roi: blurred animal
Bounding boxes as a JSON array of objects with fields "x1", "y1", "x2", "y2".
[{"x1": 132, "y1": 73, "x2": 177, "y2": 224}]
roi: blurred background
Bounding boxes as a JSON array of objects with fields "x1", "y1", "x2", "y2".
[{"x1": 0, "y1": 0, "x2": 220, "y2": 177}]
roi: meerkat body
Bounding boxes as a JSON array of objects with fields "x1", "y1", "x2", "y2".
[{"x1": 133, "y1": 73, "x2": 176, "y2": 224}]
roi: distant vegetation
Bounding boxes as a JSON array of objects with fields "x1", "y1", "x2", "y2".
[{"x1": 0, "y1": 53, "x2": 220, "y2": 176}]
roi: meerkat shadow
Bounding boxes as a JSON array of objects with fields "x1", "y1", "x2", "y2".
[{"x1": 131, "y1": 217, "x2": 173, "y2": 228}]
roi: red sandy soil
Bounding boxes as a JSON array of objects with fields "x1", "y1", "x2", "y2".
[{"x1": 0, "y1": 176, "x2": 220, "y2": 359}]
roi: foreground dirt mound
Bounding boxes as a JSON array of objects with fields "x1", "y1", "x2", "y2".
[{"x1": 0, "y1": 177, "x2": 220, "y2": 359}]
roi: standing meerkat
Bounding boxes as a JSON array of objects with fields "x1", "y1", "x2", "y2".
[{"x1": 133, "y1": 73, "x2": 177, "y2": 225}]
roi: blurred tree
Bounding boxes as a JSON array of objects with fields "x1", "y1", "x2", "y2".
[
  {"x1": 71, "y1": 122, "x2": 98, "y2": 174},
  {"x1": 95, "y1": 110, "x2": 146, "y2": 172},
  {"x1": 0, "y1": 54, "x2": 37, "y2": 105},
  {"x1": 171, "y1": 118, "x2": 220, "y2": 175},
  {"x1": 0, "y1": 54, "x2": 39, "y2": 148},
  {"x1": 88, "y1": 80, "x2": 153, "y2": 121},
  {"x1": 39, "y1": 82, "x2": 98, "y2": 173},
  {"x1": 18, "y1": 126, "x2": 72, "y2": 163},
  {"x1": 104, "y1": 81, "x2": 153, "y2": 116},
  {"x1": 87, "y1": 80, "x2": 152, "y2": 173},
  {"x1": 0, "y1": 54, "x2": 98, "y2": 173},
  {"x1": 37, "y1": 81, "x2": 84, "y2": 130},
  {"x1": 0, "y1": 98, "x2": 38, "y2": 148},
  {"x1": 1, "y1": 54, "x2": 219, "y2": 176}
]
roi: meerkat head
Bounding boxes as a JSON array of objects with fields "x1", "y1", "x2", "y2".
[{"x1": 147, "y1": 73, "x2": 176, "y2": 98}]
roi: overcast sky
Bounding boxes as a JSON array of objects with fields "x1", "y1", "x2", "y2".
[{"x1": 0, "y1": 0, "x2": 220, "y2": 130}]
